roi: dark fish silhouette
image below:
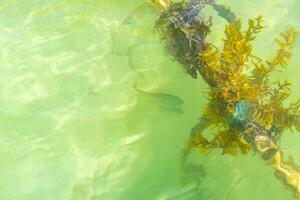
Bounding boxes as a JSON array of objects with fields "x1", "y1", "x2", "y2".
[
  {"x1": 211, "y1": 3, "x2": 237, "y2": 23},
  {"x1": 133, "y1": 83, "x2": 184, "y2": 114}
]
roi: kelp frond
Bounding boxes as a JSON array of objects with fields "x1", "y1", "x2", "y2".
[
  {"x1": 190, "y1": 128, "x2": 250, "y2": 155},
  {"x1": 246, "y1": 15, "x2": 264, "y2": 41},
  {"x1": 200, "y1": 17, "x2": 265, "y2": 83},
  {"x1": 252, "y1": 27, "x2": 297, "y2": 82},
  {"x1": 272, "y1": 27, "x2": 297, "y2": 67}
]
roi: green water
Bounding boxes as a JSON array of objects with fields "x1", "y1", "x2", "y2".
[{"x1": 1, "y1": 0, "x2": 300, "y2": 199}]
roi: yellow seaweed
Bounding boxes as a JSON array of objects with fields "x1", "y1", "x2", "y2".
[
  {"x1": 155, "y1": 1, "x2": 300, "y2": 197},
  {"x1": 192, "y1": 18, "x2": 299, "y2": 155}
]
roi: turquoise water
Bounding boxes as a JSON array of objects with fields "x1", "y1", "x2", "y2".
[{"x1": 1, "y1": 0, "x2": 300, "y2": 199}]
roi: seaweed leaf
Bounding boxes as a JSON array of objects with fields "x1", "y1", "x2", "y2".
[{"x1": 268, "y1": 27, "x2": 297, "y2": 68}]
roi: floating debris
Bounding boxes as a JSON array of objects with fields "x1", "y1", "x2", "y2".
[
  {"x1": 155, "y1": 0, "x2": 212, "y2": 78},
  {"x1": 153, "y1": 0, "x2": 300, "y2": 198}
]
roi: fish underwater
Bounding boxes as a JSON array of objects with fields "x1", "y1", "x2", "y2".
[{"x1": 133, "y1": 83, "x2": 184, "y2": 115}]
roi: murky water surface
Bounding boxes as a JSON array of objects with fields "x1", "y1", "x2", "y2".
[{"x1": 1, "y1": 0, "x2": 300, "y2": 199}]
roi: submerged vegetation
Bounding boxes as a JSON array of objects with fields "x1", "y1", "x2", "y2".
[
  {"x1": 153, "y1": 0, "x2": 300, "y2": 198},
  {"x1": 194, "y1": 19, "x2": 299, "y2": 155},
  {"x1": 155, "y1": 0, "x2": 214, "y2": 78}
]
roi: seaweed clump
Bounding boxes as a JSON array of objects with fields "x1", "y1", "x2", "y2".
[
  {"x1": 154, "y1": 0, "x2": 300, "y2": 197},
  {"x1": 155, "y1": 0, "x2": 214, "y2": 78},
  {"x1": 155, "y1": 0, "x2": 300, "y2": 155},
  {"x1": 191, "y1": 18, "x2": 299, "y2": 155}
]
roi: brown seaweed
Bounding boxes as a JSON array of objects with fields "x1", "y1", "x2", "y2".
[{"x1": 153, "y1": 0, "x2": 300, "y2": 198}]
